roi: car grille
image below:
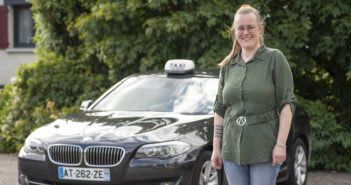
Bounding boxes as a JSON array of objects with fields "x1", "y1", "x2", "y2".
[
  {"x1": 48, "y1": 145, "x2": 125, "y2": 167},
  {"x1": 48, "y1": 144, "x2": 82, "y2": 165},
  {"x1": 85, "y1": 146, "x2": 125, "y2": 167}
]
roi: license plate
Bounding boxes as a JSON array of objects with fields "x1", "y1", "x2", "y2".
[{"x1": 58, "y1": 166, "x2": 110, "y2": 181}]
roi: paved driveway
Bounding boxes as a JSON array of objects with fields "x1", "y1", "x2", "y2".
[
  {"x1": 0, "y1": 154, "x2": 18, "y2": 185},
  {"x1": 2, "y1": 154, "x2": 350, "y2": 185}
]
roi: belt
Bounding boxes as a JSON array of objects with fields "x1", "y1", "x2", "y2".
[{"x1": 227, "y1": 109, "x2": 279, "y2": 126}]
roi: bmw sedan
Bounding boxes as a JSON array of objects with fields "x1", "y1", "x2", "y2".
[{"x1": 18, "y1": 60, "x2": 311, "y2": 185}]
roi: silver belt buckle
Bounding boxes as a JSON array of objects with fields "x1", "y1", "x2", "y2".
[{"x1": 236, "y1": 116, "x2": 247, "y2": 126}]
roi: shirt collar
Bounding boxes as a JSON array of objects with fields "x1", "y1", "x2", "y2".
[{"x1": 229, "y1": 45, "x2": 266, "y2": 65}]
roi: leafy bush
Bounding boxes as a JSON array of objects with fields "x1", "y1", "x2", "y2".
[
  {"x1": 0, "y1": 80, "x2": 80, "y2": 152},
  {"x1": 297, "y1": 97, "x2": 351, "y2": 172}
]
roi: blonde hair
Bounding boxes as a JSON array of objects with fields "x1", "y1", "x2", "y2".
[{"x1": 219, "y1": 5, "x2": 265, "y2": 67}]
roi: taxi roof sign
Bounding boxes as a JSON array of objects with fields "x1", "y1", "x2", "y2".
[{"x1": 165, "y1": 59, "x2": 195, "y2": 74}]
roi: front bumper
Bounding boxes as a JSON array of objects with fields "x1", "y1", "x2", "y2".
[{"x1": 18, "y1": 152, "x2": 198, "y2": 185}]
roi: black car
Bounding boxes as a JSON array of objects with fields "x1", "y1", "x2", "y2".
[{"x1": 18, "y1": 60, "x2": 311, "y2": 185}]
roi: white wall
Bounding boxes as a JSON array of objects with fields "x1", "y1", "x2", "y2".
[
  {"x1": 0, "y1": 2, "x2": 37, "y2": 86},
  {"x1": 0, "y1": 49, "x2": 36, "y2": 85}
]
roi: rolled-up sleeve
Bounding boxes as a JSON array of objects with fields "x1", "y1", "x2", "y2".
[
  {"x1": 214, "y1": 66, "x2": 226, "y2": 118},
  {"x1": 273, "y1": 50, "x2": 296, "y2": 114}
]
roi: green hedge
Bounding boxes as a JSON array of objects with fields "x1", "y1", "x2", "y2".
[{"x1": 297, "y1": 97, "x2": 351, "y2": 172}]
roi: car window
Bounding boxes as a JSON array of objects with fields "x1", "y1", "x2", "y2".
[{"x1": 92, "y1": 75, "x2": 218, "y2": 114}]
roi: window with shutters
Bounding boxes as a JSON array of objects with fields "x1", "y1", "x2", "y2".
[
  {"x1": 0, "y1": 5, "x2": 9, "y2": 49},
  {"x1": 14, "y1": 5, "x2": 35, "y2": 47}
]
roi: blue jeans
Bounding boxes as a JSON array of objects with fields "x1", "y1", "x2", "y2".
[{"x1": 223, "y1": 160, "x2": 281, "y2": 185}]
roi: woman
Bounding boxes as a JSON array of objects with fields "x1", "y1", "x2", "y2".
[{"x1": 211, "y1": 5, "x2": 295, "y2": 185}]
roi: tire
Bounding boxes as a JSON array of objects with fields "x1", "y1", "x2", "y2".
[
  {"x1": 192, "y1": 151, "x2": 220, "y2": 185},
  {"x1": 284, "y1": 138, "x2": 308, "y2": 185}
]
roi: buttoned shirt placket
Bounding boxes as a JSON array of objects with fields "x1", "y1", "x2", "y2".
[{"x1": 236, "y1": 57, "x2": 254, "y2": 164}]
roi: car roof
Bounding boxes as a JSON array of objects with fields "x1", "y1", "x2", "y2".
[{"x1": 128, "y1": 68, "x2": 220, "y2": 78}]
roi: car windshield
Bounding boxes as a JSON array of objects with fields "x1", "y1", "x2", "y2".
[{"x1": 92, "y1": 75, "x2": 218, "y2": 114}]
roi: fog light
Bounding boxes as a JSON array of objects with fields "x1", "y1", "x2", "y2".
[
  {"x1": 160, "y1": 182, "x2": 175, "y2": 185},
  {"x1": 19, "y1": 174, "x2": 29, "y2": 185}
]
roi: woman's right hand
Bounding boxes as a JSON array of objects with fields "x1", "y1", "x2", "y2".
[{"x1": 211, "y1": 148, "x2": 222, "y2": 169}]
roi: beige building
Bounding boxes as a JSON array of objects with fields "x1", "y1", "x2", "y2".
[{"x1": 0, "y1": 0, "x2": 36, "y2": 88}]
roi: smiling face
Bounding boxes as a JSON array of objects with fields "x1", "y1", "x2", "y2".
[{"x1": 234, "y1": 13, "x2": 262, "y2": 51}]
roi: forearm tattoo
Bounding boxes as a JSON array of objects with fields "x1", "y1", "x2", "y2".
[{"x1": 215, "y1": 125, "x2": 223, "y2": 138}]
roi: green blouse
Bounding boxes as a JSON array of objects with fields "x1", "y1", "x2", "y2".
[{"x1": 214, "y1": 45, "x2": 295, "y2": 165}]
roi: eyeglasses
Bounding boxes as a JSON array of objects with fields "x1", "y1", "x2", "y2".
[{"x1": 235, "y1": 25, "x2": 257, "y2": 34}]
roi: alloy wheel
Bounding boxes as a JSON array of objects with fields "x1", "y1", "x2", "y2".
[
  {"x1": 294, "y1": 145, "x2": 307, "y2": 185},
  {"x1": 199, "y1": 160, "x2": 218, "y2": 185}
]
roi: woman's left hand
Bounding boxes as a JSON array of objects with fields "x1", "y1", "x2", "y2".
[{"x1": 272, "y1": 145, "x2": 286, "y2": 166}]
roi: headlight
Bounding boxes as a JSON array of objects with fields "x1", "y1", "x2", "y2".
[
  {"x1": 18, "y1": 137, "x2": 46, "y2": 161},
  {"x1": 135, "y1": 141, "x2": 191, "y2": 159}
]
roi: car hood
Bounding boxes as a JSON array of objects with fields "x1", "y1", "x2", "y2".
[{"x1": 30, "y1": 111, "x2": 213, "y2": 146}]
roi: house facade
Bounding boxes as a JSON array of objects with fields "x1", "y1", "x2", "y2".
[{"x1": 0, "y1": 0, "x2": 36, "y2": 88}]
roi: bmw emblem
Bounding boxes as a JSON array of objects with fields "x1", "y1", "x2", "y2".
[{"x1": 82, "y1": 137, "x2": 93, "y2": 143}]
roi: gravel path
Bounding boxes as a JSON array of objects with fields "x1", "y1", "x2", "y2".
[
  {"x1": 307, "y1": 171, "x2": 351, "y2": 185},
  {"x1": 2, "y1": 153, "x2": 350, "y2": 185},
  {"x1": 0, "y1": 153, "x2": 18, "y2": 185}
]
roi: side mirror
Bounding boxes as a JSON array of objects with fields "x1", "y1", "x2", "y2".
[{"x1": 80, "y1": 100, "x2": 93, "y2": 111}]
